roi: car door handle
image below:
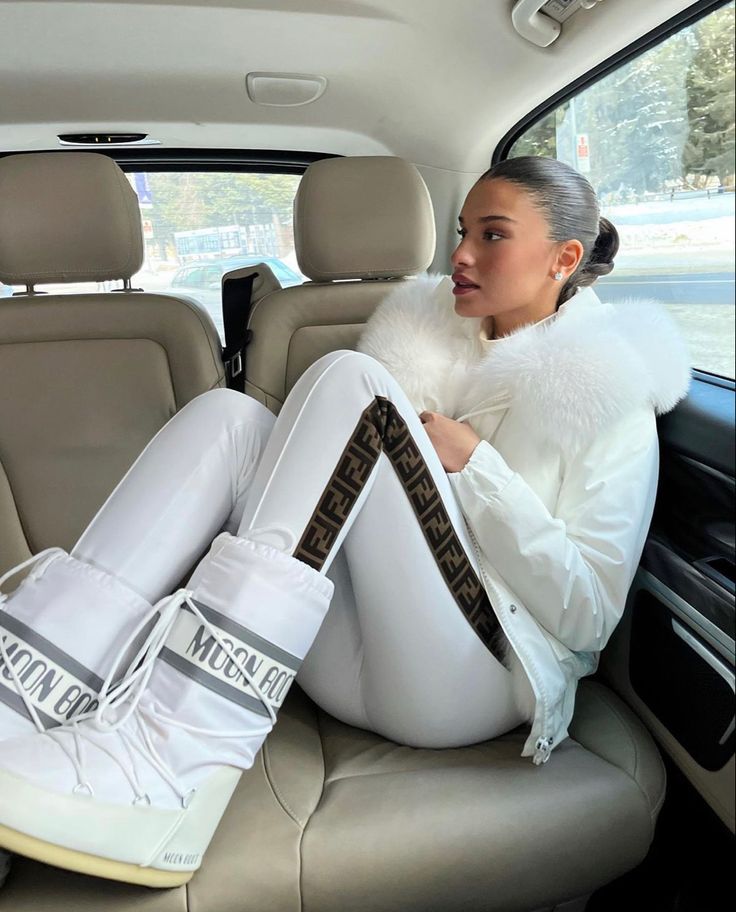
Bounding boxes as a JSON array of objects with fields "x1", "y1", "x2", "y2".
[
  {"x1": 705, "y1": 520, "x2": 735, "y2": 553},
  {"x1": 694, "y1": 556, "x2": 735, "y2": 594}
]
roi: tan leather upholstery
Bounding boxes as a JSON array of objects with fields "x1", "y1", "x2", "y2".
[
  {"x1": 0, "y1": 682, "x2": 664, "y2": 912},
  {"x1": 0, "y1": 153, "x2": 224, "y2": 576},
  {"x1": 0, "y1": 155, "x2": 665, "y2": 909},
  {"x1": 0, "y1": 153, "x2": 143, "y2": 286},
  {"x1": 246, "y1": 279, "x2": 408, "y2": 412},
  {"x1": 0, "y1": 294, "x2": 224, "y2": 570},
  {"x1": 294, "y1": 156, "x2": 435, "y2": 281},
  {"x1": 247, "y1": 156, "x2": 435, "y2": 413}
]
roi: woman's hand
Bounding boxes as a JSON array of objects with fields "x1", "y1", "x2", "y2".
[{"x1": 419, "y1": 411, "x2": 481, "y2": 473}]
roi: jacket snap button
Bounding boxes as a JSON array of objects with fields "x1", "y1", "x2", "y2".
[{"x1": 509, "y1": 604, "x2": 517, "y2": 613}]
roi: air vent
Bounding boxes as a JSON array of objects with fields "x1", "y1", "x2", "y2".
[{"x1": 58, "y1": 133, "x2": 160, "y2": 146}]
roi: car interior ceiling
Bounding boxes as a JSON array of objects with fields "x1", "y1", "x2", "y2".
[{"x1": 0, "y1": 1, "x2": 733, "y2": 911}]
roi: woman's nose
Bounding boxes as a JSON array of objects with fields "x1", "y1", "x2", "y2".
[{"x1": 451, "y1": 238, "x2": 473, "y2": 269}]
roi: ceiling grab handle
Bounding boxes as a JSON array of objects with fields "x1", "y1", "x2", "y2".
[{"x1": 511, "y1": 0, "x2": 561, "y2": 48}]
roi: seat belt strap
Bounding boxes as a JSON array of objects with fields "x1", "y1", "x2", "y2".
[{"x1": 222, "y1": 272, "x2": 257, "y2": 393}]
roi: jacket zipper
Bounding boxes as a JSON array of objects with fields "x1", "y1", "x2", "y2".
[{"x1": 465, "y1": 523, "x2": 554, "y2": 764}]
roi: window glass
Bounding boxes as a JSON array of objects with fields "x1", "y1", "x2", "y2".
[
  {"x1": 134, "y1": 172, "x2": 304, "y2": 339},
  {"x1": 0, "y1": 171, "x2": 304, "y2": 342},
  {"x1": 508, "y1": 3, "x2": 735, "y2": 379}
]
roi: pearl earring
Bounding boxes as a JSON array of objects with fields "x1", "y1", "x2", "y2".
[{"x1": 554, "y1": 271, "x2": 563, "y2": 281}]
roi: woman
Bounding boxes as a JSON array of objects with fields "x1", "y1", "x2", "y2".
[{"x1": 0, "y1": 157, "x2": 690, "y2": 885}]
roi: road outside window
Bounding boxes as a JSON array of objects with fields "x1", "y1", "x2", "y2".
[{"x1": 509, "y1": 3, "x2": 735, "y2": 379}]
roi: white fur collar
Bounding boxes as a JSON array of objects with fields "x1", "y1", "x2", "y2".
[{"x1": 357, "y1": 274, "x2": 691, "y2": 453}]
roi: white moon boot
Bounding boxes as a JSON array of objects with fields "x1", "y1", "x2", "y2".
[
  {"x1": 0, "y1": 549, "x2": 154, "y2": 739},
  {"x1": 0, "y1": 532, "x2": 334, "y2": 887},
  {"x1": 0, "y1": 548, "x2": 156, "y2": 888}
]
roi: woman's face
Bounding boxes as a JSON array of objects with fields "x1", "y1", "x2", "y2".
[{"x1": 451, "y1": 178, "x2": 565, "y2": 324}]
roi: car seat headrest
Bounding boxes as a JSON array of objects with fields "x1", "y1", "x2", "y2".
[
  {"x1": 0, "y1": 152, "x2": 144, "y2": 287},
  {"x1": 294, "y1": 156, "x2": 436, "y2": 282}
]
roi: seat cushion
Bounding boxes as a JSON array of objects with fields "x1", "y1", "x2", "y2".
[{"x1": 0, "y1": 680, "x2": 665, "y2": 912}]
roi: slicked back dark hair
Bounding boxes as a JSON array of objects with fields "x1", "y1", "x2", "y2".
[{"x1": 480, "y1": 156, "x2": 619, "y2": 306}]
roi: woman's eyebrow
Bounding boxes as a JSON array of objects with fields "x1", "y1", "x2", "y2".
[{"x1": 457, "y1": 214, "x2": 517, "y2": 224}]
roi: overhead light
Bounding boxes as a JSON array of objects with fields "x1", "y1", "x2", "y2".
[
  {"x1": 245, "y1": 73, "x2": 328, "y2": 107},
  {"x1": 57, "y1": 133, "x2": 161, "y2": 146}
]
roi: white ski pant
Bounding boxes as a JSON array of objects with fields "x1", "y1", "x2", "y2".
[{"x1": 73, "y1": 351, "x2": 523, "y2": 748}]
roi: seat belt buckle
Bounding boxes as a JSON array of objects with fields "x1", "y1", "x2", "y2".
[{"x1": 229, "y1": 351, "x2": 243, "y2": 379}]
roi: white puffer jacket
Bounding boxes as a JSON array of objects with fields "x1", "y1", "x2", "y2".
[{"x1": 357, "y1": 275, "x2": 691, "y2": 764}]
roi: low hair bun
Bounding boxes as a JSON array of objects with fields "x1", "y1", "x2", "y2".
[
  {"x1": 558, "y1": 215, "x2": 620, "y2": 304},
  {"x1": 582, "y1": 260, "x2": 614, "y2": 279},
  {"x1": 589, "y1": 216, "x2": 619, "y2": 268}
]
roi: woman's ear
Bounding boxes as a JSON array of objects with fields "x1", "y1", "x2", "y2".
[{"x1": 554, "y1": 239, "x2": 584, "y2": 277}]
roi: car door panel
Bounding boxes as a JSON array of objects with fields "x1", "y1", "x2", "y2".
[{"x1": 601, "y1": 371, "x2": 736, "y2": 832}]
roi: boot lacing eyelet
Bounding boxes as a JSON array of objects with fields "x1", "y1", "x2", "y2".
[{"x1": 73, "y1": 782, "x2": 94, "y2": 797}]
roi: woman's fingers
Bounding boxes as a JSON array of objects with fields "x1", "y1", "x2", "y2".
[{"x1": 417, "y1": 412, "x2": 481, "y2": 472}]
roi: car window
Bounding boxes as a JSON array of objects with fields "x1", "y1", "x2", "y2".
[
  {"x1": 130, "y1": 171, "x2": 304, "y2": 339},
  {"x1": 267, "y1": 259, "x2": 300, "y2": 284},
  {"x1": 507, "y1": 2, "x2": 735, "y2": 379}
]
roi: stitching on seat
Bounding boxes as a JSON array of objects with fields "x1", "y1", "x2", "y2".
[
  {"x1": 151, "y1": 292, "x2": 226, "y2": 378},
  {"x1": 2, "y1": 293, "x2": 224, "y2": 387},
  {"x1": 650, "y1": 758, "x2": 668, "y2": 819},
  {"x1": 592, "y1": 686, "x2": 641, "y2": 778},
  {"x1": 0, "y1": 462, "x2": 34, "y2": 575},
  {"x1": 262, "y1": 739, "x2": 306, "y2": 829},
  {"x1": 298, "y1": 706, "x2": 329, "y2": 912},
  {"x1": 585, "y1": 686, "x2": 665, "y2": 821}
]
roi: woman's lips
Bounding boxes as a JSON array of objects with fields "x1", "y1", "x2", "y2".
[
  {"x1": 453, "y1": 284, "x2": 479, "y2": 296},
  {"x1": 452, "y1": 275, "x2": 480, "y2": 296}
]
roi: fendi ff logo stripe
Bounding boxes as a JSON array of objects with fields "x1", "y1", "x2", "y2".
[
  {"x1": 161, "y1": 600, "x2": 302, "y2": 718},
  {"x1": 294, "y1": 396, "x2": 505, "y2": 662},
  {"x1": 0, "y1": 615, "x2": 104, "y2": 727}
]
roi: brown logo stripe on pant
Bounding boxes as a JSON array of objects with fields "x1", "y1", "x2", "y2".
[{"x1": 294, "y1": 396, "x2": 505, "y2": 662}]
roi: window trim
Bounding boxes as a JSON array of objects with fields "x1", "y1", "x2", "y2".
[
  {"x1": 0, "y1": 148, "x2": 339, "y2": 175},
  {"x1": 492, "y1": 0, "x2": 731, "y2": 164}
]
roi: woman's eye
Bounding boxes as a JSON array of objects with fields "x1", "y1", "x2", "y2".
[
  {"x1": 483, "y1": 231, "x2": 502, "y2": 241},
  {"x1": 456, "y1": 227, "x2": 466, "y2": 237}
]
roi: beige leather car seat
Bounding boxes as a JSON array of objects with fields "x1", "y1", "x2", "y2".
[
  {"x1": 245, "y1": 155, "x2": 436, "y2": 412},
  {"x1": 0, "y1": 152, "x2": 224, "y2": 576},
  {"x1": 0, "y1": 156, "x2": 666, "y2": 912}
]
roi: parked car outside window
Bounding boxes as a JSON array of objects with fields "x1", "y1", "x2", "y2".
[{"x1": 167, "y1": 255, "x2": 303, "y2": 339}]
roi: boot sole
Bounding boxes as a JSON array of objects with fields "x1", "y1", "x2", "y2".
[
  {"x1": 0, "y1": 824, "x2": 192, "y2": 887},
  {"x1": 0, "y1": 765, "x2": 242, "y2": 886}
]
